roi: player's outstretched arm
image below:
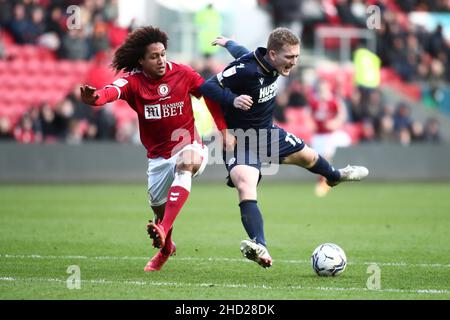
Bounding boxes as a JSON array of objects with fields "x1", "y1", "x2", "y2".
[
  {"x1": 80, "y1": 85, "x2": 120, "y2": 106},
  {"x1": 212, "y1": 36, "x2": 250, "y2": 59}
]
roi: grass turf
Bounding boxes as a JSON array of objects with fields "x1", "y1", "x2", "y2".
[{"x1": 0, "y1": 182, "x2": 449, "y2": 300}]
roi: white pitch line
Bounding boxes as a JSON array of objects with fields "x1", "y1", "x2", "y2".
[
  {"x1": 0, "y1": 276, "x2": 448, "y2": 295},
  {"x1": 1, "y1": 254, "x2": 449, "y2": 268}
]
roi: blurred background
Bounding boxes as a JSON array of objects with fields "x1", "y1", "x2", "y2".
[{"x1": 0, "y1": 0, "x2": 449, "y2": 182}]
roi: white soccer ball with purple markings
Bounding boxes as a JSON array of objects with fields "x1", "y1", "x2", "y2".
[{"x1": 311, "y1": 243, "x2": 347, "y2": 276}]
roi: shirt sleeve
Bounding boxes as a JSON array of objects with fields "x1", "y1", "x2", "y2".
[
  {"x1": 217, "y1": 61, "x2": 252, "y2": 93},
  {"x1": 224, "y1": 40, "x2": 250, "y2": 59},
  {"x1": 199, "y1": 75, "x2": 237, "y2": 107},
  {"x1": 106, "y1": 76, "x2": 133, "y2": 102},
  {"x1": 183, "y1": 65, "x2": 204, "y2": 99}
]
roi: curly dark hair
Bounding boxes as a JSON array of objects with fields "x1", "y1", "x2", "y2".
[{"x1": 111, "y1": 26, "x2": 169, "y2": 73}]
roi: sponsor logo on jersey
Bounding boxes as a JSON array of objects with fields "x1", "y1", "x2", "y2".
[
  {"x1": 258, "y1": 82, "x2": 278, "y2": 103},
  {"x1": 222, "y1": 66, "x2": 237, "y2": 78},
  {"x1": 157, "y1": 84, "x2": 170, "y2": 96},
  {"x1": 113, "y1": 78, "x2": 128, "y2": 87},
  {"x1": 144, "y1": 104, "x2": 161, "y2": 119},
  {"x1": 259, "y1": 78, "x2": 264, "y2": 85},
  {"x1": 144, "y1": 101, "x2": 184, "y2": 120}
]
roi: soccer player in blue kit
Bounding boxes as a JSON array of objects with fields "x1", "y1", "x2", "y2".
[{"x1": 200, "y1": 28, "x2": 369, "y2": 268}]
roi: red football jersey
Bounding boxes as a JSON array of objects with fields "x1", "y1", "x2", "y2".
[
  {"x1": 108, "y1": 62, "x2": 207, "y2": 159},
  {"x1": 310, "y1": 98, "x2": 339, "y2": 134}
]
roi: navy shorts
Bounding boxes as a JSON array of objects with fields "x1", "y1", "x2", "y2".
[{"x1": 223, "y1": 125, "x2": 305, "y2": 187}]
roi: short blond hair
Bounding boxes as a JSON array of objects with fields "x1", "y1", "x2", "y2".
[{"x1": 267, "y1": 27, "x2": 300, "y2": 52}]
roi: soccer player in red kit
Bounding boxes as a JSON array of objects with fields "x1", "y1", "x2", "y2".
[
  {"x1": 309, "y1": 81, "x2": 351, "y2": 197},
  {"x1": 80, "y1": 26, "x2": 232, "y2": 271}
]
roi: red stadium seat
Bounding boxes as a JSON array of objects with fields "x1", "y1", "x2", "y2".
[
  {"x1": 0, "y1": 88, "x2": 16, "y2": 104},
  {"x1": 18, "y1": 45, "x2": 38, "y2": 60},
  {"x1": 35, "y1": 46, "x2": 57, "y2": 61},
  {"x1": 56, "y1": 60, "x2": 73, "y2": 76},
  {"x1": 24, "y1": 59, "x2": 41, "y2": 75},
  {"x1": 40, "y1": 60, "x2": 57, "y2": 75},
  {"x1": 0, "y1": 29, "x2": 15, "y2": 45},
  {"x1": 9, "y1": 58, "x2": 25, "y2": 74},
  {"x1": 5, "y1": 45, "x2": 21, "y2": 59},
  {"x1": 0, "y1": 74, "x2": 15, "y2": 89},
  {"x1": 72, "y1": 60, "x2": 91, "y2": 76},
  {"x1": 0, "y1": 60, "x2": 7, "y2": 75},
  {"x1": 42, "y1": 88, "x2": 66, "y2": 107}
]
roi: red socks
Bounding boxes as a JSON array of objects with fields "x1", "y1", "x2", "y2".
[{"x1": 160, "y1": 171, "x2": 192, "y2": 234}]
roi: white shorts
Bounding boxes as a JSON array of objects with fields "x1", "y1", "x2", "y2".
[
  {"x1": 311, "y1": 130, "x2": 351, "y2": 158},
  {"x1": 147, "y1": 142, "x2": 208, "y2": 207}
]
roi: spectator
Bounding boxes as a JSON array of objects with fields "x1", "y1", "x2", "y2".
[
  {"x1": 267, "y1": 0, "x2": 303, "y2": 36},
  {"x1": 410, "y1": 120, "x2": 424, "y2": 142},
  {"x1": 377, "y1": 104, "x2": 396, "y2": 142},
  {"x1": 39, "y1": 103, "x2": 59, "y2": 142},
  {"x1": 46, "y1": 6, "x2": 65, "y2": 39},
  {"x1": 104, "y1": 0, "x2": 119, "y2": 22},
  {"x1": 8, "y1": 3, "x2": 33, "y2": 44},
  {"x1": 60, "y1": 29, "x2": 90, "y2": 60},
  {"x1": 90, "y1": 13, "x2": 111, "y2": 56},
  {"x1": 14, "y1": 114, "x2": 41, "y2": 144},
  {"x1": 0, "y1": 32, "x2": 6, "y2": 59},
  {"x1": 28, "y1": 6, "x2": 46, "y2": 44},
  {"x1": 194, "y1": 3, "x2": 222, "y2": 58},
  {"x1": 0, "y1": 0, "x2": 13, "y2": 28},
  {"x1": 308, "y1": 80, "x2": 352, "y2": 196},
  {"x1": 0, "y1": 115, "x2": 13, "y2": 140},
  {"x1": 53, "y1": 99, "x2": 75, "y2": 140},
  {"x1": 393, "y1": 102, "x2": 412, "y2": 132},
  {"x1": 423, "y1": 117, "x2": 441, "y2": 142}
]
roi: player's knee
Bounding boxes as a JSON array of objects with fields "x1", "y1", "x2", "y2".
[
  {"x1": 295, "y1": 146, "x2": 319, "y2": 168},
  {"x1": 234, "y1": 179, "x2": 256, "y2": 197},
  {"x1": 176, "y1": 151, "x2": 201, "y2": 173},
  {"x1": 306, "y1": 150, "x2": 319, "y2": 167},
  {"x1": 175, "y1": 160, "x2": 198, "y2": 173}
]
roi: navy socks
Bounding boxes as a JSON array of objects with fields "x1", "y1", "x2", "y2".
[
  {"x1": 239, "y1": 200, "x2": 266, "y2": 247},
  {"x1": 307, "y1": 155, "x2": 341, "y2": 183}
]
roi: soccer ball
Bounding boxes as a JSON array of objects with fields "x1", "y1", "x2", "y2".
[{"x1": 311, "y1": 243, "x2": 347, "y2": 276}]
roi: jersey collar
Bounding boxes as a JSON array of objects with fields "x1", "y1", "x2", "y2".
[{"x1": 254, "y1": 47, "x2": 278, "y2": 77}]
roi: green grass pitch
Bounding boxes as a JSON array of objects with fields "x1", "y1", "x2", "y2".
[{"x1": 0, "y1": 182, "x2": 449, "y2": 300}]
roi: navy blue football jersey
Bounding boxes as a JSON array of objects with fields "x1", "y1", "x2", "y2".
[{"x1": 201, "y1": 41, "x2": 280, "y2": 130}]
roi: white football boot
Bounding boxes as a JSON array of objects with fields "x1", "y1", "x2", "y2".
[
  {"x1": 240, "y1": 239, "x2": 273, "y2": 268},
  {"x1": 327, "y1": 165, "x2": 369, "y2": 187}
]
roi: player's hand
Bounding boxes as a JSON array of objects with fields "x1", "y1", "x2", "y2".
[
  {"x1": 211, "y1": 36, "x2": 230, "y2": 47},
  {"x1": 233, "y1": 95, "x2": 253, "y2": 111},
  {"x1": 80, "y1": 85, "x2": 99, "y2": 105},
  {"x1": 221, "y1": 129, "x2": 236, "y2": 152}
]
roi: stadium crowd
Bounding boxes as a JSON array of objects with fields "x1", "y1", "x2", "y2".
[
  {"x1": 0, "y1": 0, "x2": 445, "y2": 145},
  {"x1": 260, "y1": 0, "x2": 450, "y2": 83}
]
